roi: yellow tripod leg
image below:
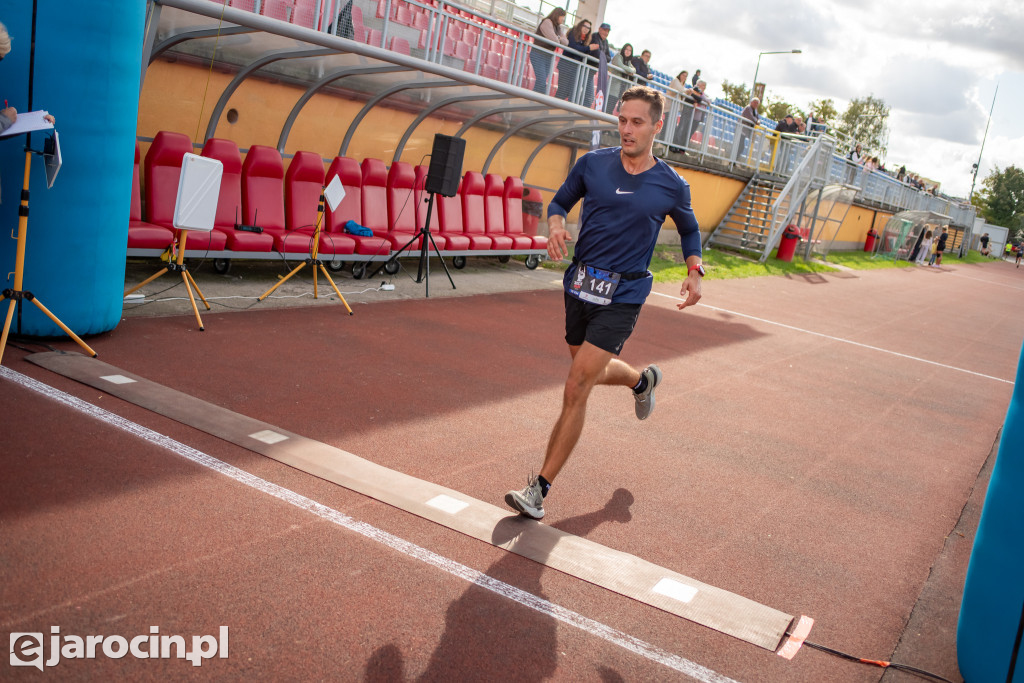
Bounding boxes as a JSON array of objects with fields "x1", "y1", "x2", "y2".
[
  {"x1": 27, "y1": 296, "x2": 98, "y2": 357},
  {"x1": 183, "y1": 269, "x2": 211, "y2": 310},
  {"x1": 318, "y1": 263, "x2": 353, "y2": 315},
  {"x1": 181, "y1": 270, "x2": 205, "y2": 331},
  {"x1": 257, "y1": 261, "x2": 306, "y2": 301},
  {"x1": 0, "y1": 297, "x2": 17, "y2": 365},
  {"x1": 124, "y1": 266, "x2": 168, "y2": 296}
]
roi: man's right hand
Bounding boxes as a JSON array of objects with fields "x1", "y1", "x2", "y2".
[{"x1": 547, "y1": 217, "x2": 572, "y2": 261}]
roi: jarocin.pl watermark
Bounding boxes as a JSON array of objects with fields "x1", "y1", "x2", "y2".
[{"x1": 10, "y1": 626, "x2": 229, "y2": 670}]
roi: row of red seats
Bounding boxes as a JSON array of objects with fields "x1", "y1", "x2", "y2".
[{"x1": 127, "y1": 131, "x2": 547, "y2": 264}]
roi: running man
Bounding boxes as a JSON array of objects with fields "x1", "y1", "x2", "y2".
[{"x1": 505, "y1": 85, "x2": 703, "y2": 520}]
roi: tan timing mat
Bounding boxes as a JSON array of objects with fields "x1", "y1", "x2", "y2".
[{"x1": 29, "y1": 351, "x2": 805, "y2": 652}]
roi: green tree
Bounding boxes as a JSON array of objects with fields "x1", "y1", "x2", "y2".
[
  {"x1": 807, "y1": 98, "x2": 837, "y2": 124},
  {"x1": 973, "y1": 165, "x2": 1024, "y2": 228},
  {"x1": 833, "y1": 95, "x2": 890, "y2": 154},
  {"x1": 721, "y1": 80, "x2": 750, "y2": 108},
  {"x1": 762, "y1": 92, "x2": 801, "y2": 122}
]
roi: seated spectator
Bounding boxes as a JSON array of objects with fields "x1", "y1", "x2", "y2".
[
  {"x1": 775, "y1": 114, "x2": 799, "y2": 134},
  {"x1": 529, "y1": 7, "x2": 568, "y2": 95},
  {"x1": 668, "y1": 70, "x2": 689, "y2": 95},
  {"x1": 556, "y1": 19, "x2": 592, "y2": 101},
  {"x1": 606, "y1": 43, "x2": 636, "y2": 112},
  {"x1": 632, "y1": 49, "x2": 654, "y2": 83}
]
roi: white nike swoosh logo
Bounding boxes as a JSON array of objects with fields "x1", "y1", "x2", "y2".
[{"x1": 615, "y1": 189, "x2": 633, "y2": 194}]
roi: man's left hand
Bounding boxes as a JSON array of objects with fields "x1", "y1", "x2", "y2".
[{"x1": 676, "y1": 273, "x2": 702, "y2": 310}]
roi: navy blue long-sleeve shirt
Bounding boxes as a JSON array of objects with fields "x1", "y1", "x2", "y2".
[{"x1": 548, "y1": 147, "x2": 701, "y2": 304}]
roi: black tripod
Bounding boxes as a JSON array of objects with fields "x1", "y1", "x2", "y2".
[{"x1": 370, "y1": 191, "x2": 455, "y2": 298}]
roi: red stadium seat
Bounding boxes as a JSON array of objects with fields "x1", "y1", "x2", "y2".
[
  {"x1": 388, "y1": 36, "x2": 411, "y2": 55},
  {"x1": 459, "y1": 171, "x2": 494, "y2": 249},
  {"x1": 503, "y1": 176, "x2": 546, "y2": 249},
  {"x1": 322, "y1": 157, "x2": 391, "y2": 256},
  {"x1": 482, "y1": 174, "x2": 514, "y2": 249},
  {"x1": 241, "y1": 144, "x2": 299, "y2": 253},
  {"x1": 386, "y1": 161, "x2": 424, "y2": 249},
  {"x1": 201, "y1": 138, "x2": 274, "y2": 252},
  {"x1": 362, "y1": 158, "x2": 410, "y2": 249},
  {"x1": 145, "y1": 131, "x2": 227, "y2": 251},
  {"x1": 128, "y1": 142, "x2": 174, "y2": 250},
  {"x1": 285, "y1": 151, "x2": 355, "y2": 255}
]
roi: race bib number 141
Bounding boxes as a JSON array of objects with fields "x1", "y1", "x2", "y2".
[{"x1": 569, "y1": 263, "x2": 620, "y2": 305}]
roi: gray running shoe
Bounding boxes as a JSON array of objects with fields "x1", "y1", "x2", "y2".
[
  {"x1": 633, "y1": 364, "x2": 663, "y2": 420},
  {"x1": 505, "y1": 474, "x2": 545, "y2": 519}
]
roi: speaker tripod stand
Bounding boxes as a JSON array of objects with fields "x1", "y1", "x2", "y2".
[
  {"x1": 1, "y1": 146, "x2": 97, "y2": 364},
  {"x1": 370, "y1": 191, "x2": 455, "y2": 298},
  {"x1": 123, "y1": 230, "x2": 211, "y2": 331},
  {"x1": 256, "y1": 192, "x2": 353, "y2": 314}
]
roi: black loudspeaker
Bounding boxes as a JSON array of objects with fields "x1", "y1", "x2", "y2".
[{"x1": 425, "y1": 134, "x2": 465, "y2": 198}]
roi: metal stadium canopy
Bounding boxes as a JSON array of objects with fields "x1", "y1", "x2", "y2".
[{"x1": 143, "y1": 0, "x2": 615, "y2": 181}]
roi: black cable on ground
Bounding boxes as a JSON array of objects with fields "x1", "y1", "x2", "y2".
[{"x1": 803, "y1": 641, "x2": 953, "y2": 682}]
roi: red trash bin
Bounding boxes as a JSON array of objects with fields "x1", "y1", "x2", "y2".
[
  {"x1": 521, "y1": 187, "x2": 542, "y2": 237},
  {"x1": 776, "y1": 224, "x2": 801, "y2": 262},
  {"x1": 864, "y1": 228, "x2": 879, "y2": 252}
]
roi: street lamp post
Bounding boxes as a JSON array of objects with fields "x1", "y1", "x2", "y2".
[{"x1": 752, "y1": 49, "x2": 802, "y2": 95}]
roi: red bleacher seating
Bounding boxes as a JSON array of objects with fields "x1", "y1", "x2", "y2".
[
  {"x1": 145, "y1": 131, "x2": 227, "y2": 251},
  {"x1": 482, "y1": 173, "x2": 514, "y2": 249},
  {"x1": 503, "y1": 176, "x2": 545, "y2": 249},
  {"x1": 459, "y1": 171, "x2": 494, "y2": 249},
  {"x1": 201, "y1": 138, "x2": 275, "y2": 253},
  {"x1": 323, "y1": 157, "x2": 392, "y2": 256},
  {"x1": 351, "y1": 6, "x2": 369, "y2": 43},
  {"x1": 286, "y1": 151, "x2": 356, "y2": 255},
  {"x1": 261, "y1": 0, "x2": 293, "y2": 22},
  {"x1": 388, "y1": 36, "x2": 411, "y2": 55},
  {"x1": 128, "y1": 143, "x2": 175, "y2": 250}
]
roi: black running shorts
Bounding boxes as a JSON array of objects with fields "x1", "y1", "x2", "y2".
[{"x1": 564, "y1": 293, "x2": 642, "y2": 355}]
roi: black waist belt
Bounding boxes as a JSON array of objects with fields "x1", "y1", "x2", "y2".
[{"x1": 571, "y1": 258, "x2": 649, "y2": 280}]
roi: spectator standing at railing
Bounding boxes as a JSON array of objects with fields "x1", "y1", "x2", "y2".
[
  {"x1": 606, "y1": 43, "x2": 636, "y2": 113},
  {"x1": 530, "y1": 7, "x2": 568, "y2": 95},
  {"x1": 556, "y1": 19, "x2": 592, "y2": 101},
  {"x1": 668, "y1": 70, "x2": 689, "y2": 95},
  {"x1": 794, "y1": 115, "x2": 806, "y2": 134},
  {"x1": 691, "y1": 68, "x2": 701, "y2": 86},
  {"x1": 632, "y1": 50, "x2": 654, "y2": 83},
  {"x1": 675, "y1": 79, "x2": 708, "y2": 146},
  {"x1": 848, "y1": 143, "x2": 863, "y2": 163},
  {"x1": 588, "y1": 22, "x2": 612, "y2": 108},
  {"x1": 732, "y1": 96, "x2": 759, "y2": 161}
]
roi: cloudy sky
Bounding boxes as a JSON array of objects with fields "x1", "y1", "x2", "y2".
[{"x1": 596, "y1": 0, "x2": 1023, "y2": 198}]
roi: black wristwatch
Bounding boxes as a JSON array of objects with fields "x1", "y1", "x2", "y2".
[{"x1": 688, "y1": 263, "x2": 706, "y2": 278}]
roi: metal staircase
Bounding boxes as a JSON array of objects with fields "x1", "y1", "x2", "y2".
[
  {"x1": 704, "y1": 175, "x2": 784, "y2": 256},
  {"x1": 706, "y1": 135, "x2": 837, "y2": 262}
]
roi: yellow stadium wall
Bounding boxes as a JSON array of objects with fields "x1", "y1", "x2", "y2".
[
  {"x1": 138, "y1": 61, "x2": 747, "y2": 239},
  {"x1": 138, "y1": 60, "x2": 572, "y2": 200}
]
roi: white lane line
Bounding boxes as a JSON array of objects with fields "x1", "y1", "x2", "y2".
[
  {"x1": 0, "y1": 366, "x2": 738, "y2": 683},
  {"x1": 947, "y1": 269, "x2": 1024, "y2": 291},
  {"x1": 651, "y1": 291, "x2": 1014, "y2": 385}
]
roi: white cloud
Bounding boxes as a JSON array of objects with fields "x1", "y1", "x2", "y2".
[{"x1": 603, "y1": 0, "x2": 1024, "y2": 199}]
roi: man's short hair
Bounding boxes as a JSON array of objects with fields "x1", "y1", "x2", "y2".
[{"x1": 620, "y1": 85, "x2": 664, "y2": 123}]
